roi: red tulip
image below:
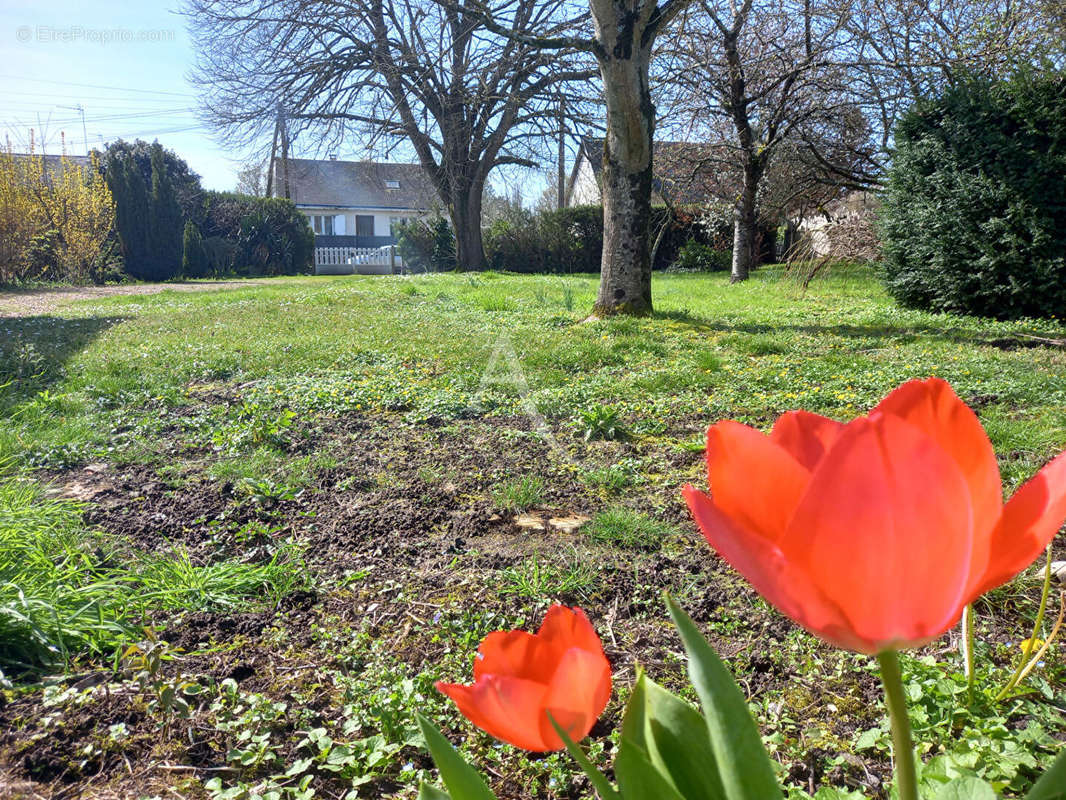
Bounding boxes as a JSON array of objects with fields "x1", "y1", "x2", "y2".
[
  {"x1": 684, "y1": 377, "x2": 1066, "y2": 654},
  {"x1": 435, "y1": 605, "x2": 611, "y2": 751}
]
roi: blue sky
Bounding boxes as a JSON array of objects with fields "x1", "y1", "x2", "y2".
[
  {"x1": 0, "y1": 0, "x2": 553, "y2": 199},
  {"x1": 1, "y1": 0, "x2": 261, "y2": 189}
]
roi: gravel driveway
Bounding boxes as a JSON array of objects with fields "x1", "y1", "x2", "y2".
[{"x1": 0, "y1": 281, "x2": 262, "y2": 318}]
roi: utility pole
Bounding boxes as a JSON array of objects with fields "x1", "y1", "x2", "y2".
[
  {"x1": 557, "y1": 93, "x2": 566, "y2": 210},
  {"x1": 58, "y1": 104, "x2": 88, "y2": 155},
  {"x1": 279, "y1": 104, "x2": 291, "y2": 200},
  {"x1": 265, "y1": 106, "x2": 281, "y2": 198}
]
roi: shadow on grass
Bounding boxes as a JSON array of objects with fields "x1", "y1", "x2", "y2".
[
  {"x1": 0, "y1": 315, "x2": 126, "y2": 415},
  {"x1": 652, "y1": 308, "x2": 1001, "y2": 345}
]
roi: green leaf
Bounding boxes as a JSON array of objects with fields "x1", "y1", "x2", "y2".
[
  {"x1": 1025, "y1": 747, "x2": 1066, "y2": 800},
  {"x1": 934, "y1": 777, "x2": 996, "y2": 800},
  {"x1": 418, "y1": 785, "x2": 451, "y2": 800},
  {"x1": 812, "y1": 789, "x2": 866, "y2": 800},
  {"x1": 615, "y1": 735, "x2": 687, "y2": 800},
  {"x1": 621, "y1": 671, "x2": 725, "y2": 800},
  {"x1": 284, "y1": 757, "x2": 313, "y2": 777},
  {"x1": 665, "y1": 594, "x2": 783, "y2": 800},
  {"x1": 414, "y1": 713, "x2": 497, "y2": 800},
  {"x1": 546, "y1": 713, "x2": 621, "y2": 800}
]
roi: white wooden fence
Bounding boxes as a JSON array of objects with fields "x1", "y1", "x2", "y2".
[{"x1": 314, "y1": 245, "x2": 401, "y2": 275}]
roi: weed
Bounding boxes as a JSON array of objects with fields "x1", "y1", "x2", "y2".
[
  {"x1": 490, "y1": 475, "x2": 545, "y2": 513},
  {"x1": 695, "y1": 349, "x2": 724, "y2": 371},
  {"x1": 562, "y1": 283, "x2": 575, "y2": 311},
  {"x1": 584, "y1": 507, "x2": 677, "y2": 550},
  {"x1": 501, "y1": 552, "x2": 596, "y2": 599},
  {"x1": 579, "y1": 459, "x2": 643, "y2": 492},
  {"x1": 0, "y1": 475, "x2": 308, "y2": 676},
  {"x1": 578, "y1": 405, "x2": 627, "y2": 442}
]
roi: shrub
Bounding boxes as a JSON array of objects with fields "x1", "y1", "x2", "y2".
[
  {"x1": 880, "y1": 71, "x2": 1066, "y2": 320},
  {"x1": 0, "y1": 148, "x2": 116, "y2": 284},
  {"x1": 182, "y1": 221, "x2": 208, "y2": 278},
  {"x1": 200, "y1": 192, "x2": 314, "y2": 276},
  {"x1": 202, "y1": 236, "x2": 238, "y2": 274},
  {"x1": 396, "y1": 216, "x2": 455, "y2": 272},
  {"x1": 431, "y1": 217, "x2": 456, "y2": 271},
  {"x1": 485, "y1": 205, "x2": 603, "y2": 273},
  {"x1": 671, "y1": 239, "x2": 731, "y2": 272},
  {"x1": 482, "y1": 203, "x2": 765, "y2": 274}
]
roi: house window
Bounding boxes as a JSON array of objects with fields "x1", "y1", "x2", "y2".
[
  {"x1": 389, "y1": 216, "x2": 409, "y2": 237},
  {"x1": 311, "y1": 214, "x2": 336, "y2": 236},
  {"x1": 355, "y1": 215, "x2": 375, "y2": 237},
  {"x1": 384, "y1": 180, "x2": 400, "y2": 189}
]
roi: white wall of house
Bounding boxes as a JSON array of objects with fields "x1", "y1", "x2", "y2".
[
  {"x1": 299, "y1": 206, "x2": 426, "y2": 238},
  {"x1": 568, "y1": 158, "x2": 601, "y2": 206}
]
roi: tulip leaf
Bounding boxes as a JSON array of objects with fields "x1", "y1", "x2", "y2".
[
  {"x1": 418, "y1": 784, "x2": 452, "y2": 800},
  {"x1": 621, "y1": 671, "x2": 726, "y2": 800},
  {"x1": 415, "y1": 713, "x2": 498, "y2": 800},
  {"x1": 665, "y1": 594, "x2": 783, "y2": 800},
  {"x1": 615, "y1": 734, "x2": 687, "y2": 800},
  {"x1": 547, "y1": 713, "x2": 622, "y2": 800},
  {"x1": 933, "y1": 777, "x2": 996, "y2": 800},
  {"x1": 1024, "y1": 746, "x2": 1066, "y2": 800}
]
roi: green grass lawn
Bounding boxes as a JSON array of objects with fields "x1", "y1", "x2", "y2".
[
  {"x1": 1, "y1": 267, "x2": 1064, "y2": 799},
  {"x1": 3, "y1": 268, "x2": 1064, "y2": 479}
]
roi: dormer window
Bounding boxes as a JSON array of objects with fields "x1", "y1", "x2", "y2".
[{"x1": 384, "y1": 179, "x2": 400, "y2": 189}]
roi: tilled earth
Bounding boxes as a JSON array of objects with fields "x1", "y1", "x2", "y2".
[{"x1": 1, "y1": 403, "x2": 1062, "y2": 800}]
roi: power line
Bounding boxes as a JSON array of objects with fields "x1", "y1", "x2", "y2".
[
  {"x1": 1, "y1": 91, "x2": 190, "y2": 104},
  {"x1": 62, "y1": 123, "x2": 212, "y2": 146},
  {"x1": 0, "y1": 75, "x2": 195, "y2": 97}
]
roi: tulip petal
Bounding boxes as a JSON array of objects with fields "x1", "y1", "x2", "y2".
[
  {"x1": 782, "y1": 415, "x2": 975, "y2": 650},
  {"x1": 474, "y1": 630, "x2": 550, "y2": 684},
  {"x1": 706, "y1": 420, "x2": 812, "y2": 542},
  {"x1": 537, "y1": 646, "x2": 612, "y2": 749},
  {"x1": 874, "y1": 378, "x2": 1002, "y2": 544},
  {"x1": 770, "y1": 410, "x2": 846, "y2": 471},
  {"x1": 683, "y1": 485, "x2": 874, "y2": 652},
  {"x1": 536, "y1": 606, "x2": 606, "y2": 659},
  {"x1": 474, "y1": 606, "x2": 605, "y2": 685},
  {"x1": 436, "y1": 676, "x2": 550, "y2": 752},
  {"x1": 968, "y1": 450, "x2": 1066, "y2": 600}
]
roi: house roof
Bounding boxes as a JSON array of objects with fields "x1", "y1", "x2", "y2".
[
  {"x1": 573, "y1": 138, "x2": 728, "y2": 207},
  {"x1": 273, "y1": 158, "x2": 438, "y2": 211}
]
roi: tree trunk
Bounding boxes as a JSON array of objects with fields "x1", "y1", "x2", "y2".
[
  {"x1": 449, "y1": 180, "x2": 486, "y2": 271},
  {"x1": 591, "y1": 14, "x2": 655, "y2": 316},
  {"x1": 730, "y1": 163, "x2": 761, "y2": 283}
]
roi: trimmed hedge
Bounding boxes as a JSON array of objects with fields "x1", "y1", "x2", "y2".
[{"x1": 880, "y1": 71, "x2": 1066, "y2": 320}]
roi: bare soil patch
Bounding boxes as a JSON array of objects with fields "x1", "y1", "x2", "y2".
[{"x1": 2, "y1": 405, "x2": 1060, "y2": 799}]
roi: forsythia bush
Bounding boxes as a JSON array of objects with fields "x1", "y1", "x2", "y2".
[{"x1": 0, "y1": 143, "x2": 115, "y2": 283}]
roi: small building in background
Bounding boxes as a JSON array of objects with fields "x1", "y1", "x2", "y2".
[{"x1": 270, "y1": 157, "x2": 438, "y2": 247}]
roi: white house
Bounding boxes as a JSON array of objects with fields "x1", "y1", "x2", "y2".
[{"x1": 270, "y1": 157, "x2": 438, "y2": 246}]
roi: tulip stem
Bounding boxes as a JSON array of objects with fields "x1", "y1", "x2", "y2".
[
  {"x1": 961, "y1": 604, "x2": 975, "y2": 706},
  {"x1": 995, "y1": 544, "x2": 1053, "y2": 702},
  {"x1": 877, "y1": 650, "x2": 918, "y2": 800}
]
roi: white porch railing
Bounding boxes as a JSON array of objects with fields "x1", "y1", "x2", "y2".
[{"x1": 314, "y1": 245, "x2": 401, "y2": 275}]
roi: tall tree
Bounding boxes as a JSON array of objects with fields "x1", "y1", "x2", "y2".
[
  {"x1": 99, "y1": 139, "x2": 203, "y2": 223},
  {"x1": 480, "y1": 0, "x2": 691, "y2": 313},
  {"x1": 661, "y1": 0, "x2": 874, "y2": 281},
  {"x1": 105, "y1": 151, "x2": 152, "y2": 279},
  {"x1": 187, "y1": 0, "x2": 595, "y2": 271},
  {"x1": 842, "y1": 0, "x2": 1063, "y2": 159},
  {"x1": 587, "y1": 0, "x2": 689, "y2": 314},
  {"x1": 147, "y1": 142, "x2": 183, "y2": 280}
]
